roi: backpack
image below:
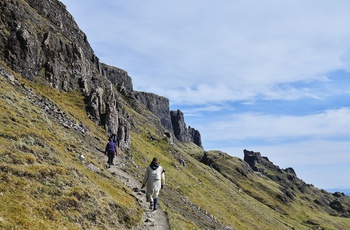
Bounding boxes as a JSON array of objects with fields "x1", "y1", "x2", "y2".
[{"x1": 109, "y1": 134, "x2": 118, "y2": 144}]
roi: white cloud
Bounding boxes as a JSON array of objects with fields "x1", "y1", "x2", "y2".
[
  {"x1": 89, "y1": 1, "x2": 350, "y2": 103},
  {"x1": 164, "y1": 82, "x2": 325, "y2": 105},
  {"x1": 64, "y1": 0, "x2": 350, "y2": 94},
  {"x1": 200, "y1": 108, "x2": 350, "y2": 141},
  {"x1": 62, "y1": 0, "x2": 350, "y2": 105},
  {"x1": 60, "y1": 0, "x2": 350, "y2": 188}
]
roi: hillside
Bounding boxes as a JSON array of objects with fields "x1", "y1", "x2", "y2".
[{"x1": 1, "y1": 0, "x2": 350, "y2": 229}]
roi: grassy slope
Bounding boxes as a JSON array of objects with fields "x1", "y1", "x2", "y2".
[
  {"x1": 122, "y1": 97, "x2": 306, "y2": 229},
  {"x1": 0, "y1": 68, "x2": 142, "y2": 229},
  {"x1": 1, "y1": 65, "x2": 350, "y2": 229},
  {"x1": 122, "y1": 91, "x2": 350, "y2": 229},
  {"x1": 189, "y1": 150, "x2": 350, "y2": 229}
]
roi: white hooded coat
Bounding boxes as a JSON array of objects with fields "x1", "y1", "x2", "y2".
[{"x1": 142, "y1": 164, "x2": 165, "y2": 202}]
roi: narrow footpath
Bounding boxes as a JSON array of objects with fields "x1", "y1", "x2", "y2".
[{"x1": 107, "y1": 155, "x2": 171, "y2": 230}]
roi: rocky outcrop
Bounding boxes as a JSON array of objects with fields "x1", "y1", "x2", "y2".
[
  {"x1": 171, "y1": 110, "x2": 203, "y2": 148},
  {"x1": 0, "y1": 0, "x2": 201, "y2": 150},
  {"x1": 243, "y1": 149, "x2": 303, "y2": 203},
  {"x1": 243, "y1": 149, "x2": 283, "y2": 172},
  {"x1": 101, "y1": 64, "x2": 133, "y2": 95},
  {"x1": 1, "y1": 65, "x2": 88, "y2": 135},
  {"x1": 1, "y1": 0, "x2": 99, "y2": 93},
  {"x1": 284, "y1": 167, "x2": 296, "y2": 176},
  {"x1": 243, "y1": 149, "x2": 266, "y2": 171},
  {"x1": 188, "y1": 126, "x2": 203, "y2": 148},
  {"x1": 170, "y1": 109, "x2": 191, "y2": 143},
  {"x1": 134, "y1": 91, "x2": 173, "y2": 132},
  {"x1": 133, "y1": 92, "x2": 203, "y2": 148},
  {"x1": 0, "y1": 0, "x2": 131, "y2": 149},
  {"x1": 243, "y1": 149, "x2": 297, "y2": 177}
]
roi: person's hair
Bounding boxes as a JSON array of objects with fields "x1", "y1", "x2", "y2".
[{"x1": 152, "y1": 157, "x2": 158, "y2": 163}]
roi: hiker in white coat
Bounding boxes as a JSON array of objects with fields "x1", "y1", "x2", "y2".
[{"x1": 141, "y1": 157, "x2": 165, "y2": 211}]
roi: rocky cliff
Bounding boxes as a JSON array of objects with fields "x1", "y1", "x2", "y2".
[
  {"x1": 1, "y1": 1, "x2": 350, "y2": 229},
  {"x1": 0, "y1": 0, "x2": 201, "y2": 149},
  {"x1": 171, "y1": 109, "x2": 202, "y2": 147},
  {"x1": 134, "y1": 92, "x2": 203, "y2": 147},
  {"x1": 101, "y1": 63, "x2": 133, "y2": 95},
  {"x1": 134, "y1": 91, "x2": 173, "y2": 132}
]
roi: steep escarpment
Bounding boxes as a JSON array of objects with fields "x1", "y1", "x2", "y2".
[
  {"x1": 1, "y1": 0, "x2": 126, "y2": 140},
  {"x1": 101, "y1": 63, "x2": 133, "y2": 95},
  {"x1": 171, "y1": 109, "x2": 202, "y2": 147},
  {"x1": 199, "y1": 149, "x2": 350, "y2": 220},
  {"x1": 134, "y1": 91, "x2": 173, "y2": 132},
  {"x1": 0, "y1": 0, "x2": 200, "y2": 150},
  {"x1": 1, "y1": 0, "x2": 350, "y2": 229},
  {"x1": 134, "y1": 92, "x2": 203, "y2": 147},
  {"x1": 242, "y1": 149, "x2": 350, "y2": 217},
  {"x1": 0, "y1": 63, "x2": 143, "y2": 229},
  {"x1": 1, "y1": 0, "x2": 96, "y2": 90}
]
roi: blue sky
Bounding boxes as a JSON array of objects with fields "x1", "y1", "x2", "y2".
[{"x1": 60, "y1": 0, "x2": 350, "y2": 191}]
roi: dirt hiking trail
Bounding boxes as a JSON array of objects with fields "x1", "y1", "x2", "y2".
[{"x1": 107, "y1": 155, "x2": 171, "y2": 230}]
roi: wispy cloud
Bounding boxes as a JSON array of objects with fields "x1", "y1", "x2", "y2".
[
  {"x1": 61, "y1": 0, "x2": 350, "y2": 189},
  {"x1": 80, "y1": 0, "x2": 350, "y2": 104},
  {"x1": 199, "y1": 108, "x2": 350, "y2": 142}
]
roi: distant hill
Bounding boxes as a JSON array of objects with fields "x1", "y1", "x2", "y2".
[
  {"x1": 327, "y1": 189, "x2": 350, "y2": 197},
  {"x1": 0, "y1": 0, "x2": 350, "y2": 229}
]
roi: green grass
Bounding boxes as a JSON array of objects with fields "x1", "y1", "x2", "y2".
[
  {"x1": 1, "y1": 63, "x2": 350, "y2": 229},
  {"x1": 0, "y1": 71, "x2": 142, "y2": 229}
]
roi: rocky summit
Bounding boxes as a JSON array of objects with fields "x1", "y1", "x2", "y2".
[{"x1": 0, "y1": 0, "x2": 350, "y2": 229}]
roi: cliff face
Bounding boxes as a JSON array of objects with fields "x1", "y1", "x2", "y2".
[
  {"x1": 170, "y1": 109, "x2": 203, "y2": 148},
  {"x1": 101, "y1": 63, "x2": 133, "y2": 95},
  {"x1": 1, "y1": 0, "x2": 95, "y2": 91},
  {"x1": 2, "y1": 1, "x2": 350, "y2": 229},
  {"x1": 0, "y1": 0, "x2": 139, "y2": 150},
  {"x1": 133, "y1": 91, "x2": 203, "y2": 148},
  {"x1": 0, "y1": 0, "x2": 201, "y2": 150},
  {"x1": 134, "y1": 91, "x2": 173, "y2": 132},
  {"x1": 188, "y1": 126, "x2": 202, "y2": 148}
]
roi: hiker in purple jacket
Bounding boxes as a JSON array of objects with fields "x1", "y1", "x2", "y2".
[{"x1": 105, "y1": 140, "x2": 117, "y2": 167}]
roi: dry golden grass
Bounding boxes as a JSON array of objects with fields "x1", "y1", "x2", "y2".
[
  {"x1": 0, "y1": 71, "x2": 142, "y2": 229},
  {"x1": 1, "y1": 64, "x2": 350, "y2": 229}
]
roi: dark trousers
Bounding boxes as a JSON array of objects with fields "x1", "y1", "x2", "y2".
[{"x1": 107, "y1": 151, "x2": 115, "y2": 165}]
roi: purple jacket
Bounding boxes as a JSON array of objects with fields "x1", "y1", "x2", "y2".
[{"x1": 105, "y1": 141, "x2": 117, "y2": 153}]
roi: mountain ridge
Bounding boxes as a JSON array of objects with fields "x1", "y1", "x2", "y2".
[{"x1": 326, "y1": 189, "x2": 350, "y2": 197}]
